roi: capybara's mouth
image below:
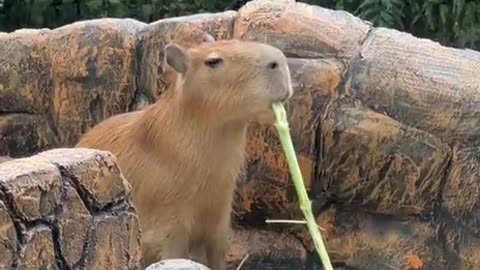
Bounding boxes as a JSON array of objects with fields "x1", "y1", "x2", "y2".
[{"x1": 273, "y1": 92, "x2": 291, "y2": 104}]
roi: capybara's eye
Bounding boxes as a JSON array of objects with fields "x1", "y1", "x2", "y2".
[
  {"x1": 267, "y1": 61, "x2": 278, "y2": 70},
  {"x1": 204, "y1": 57, "x2": 224, "y2": 68}
]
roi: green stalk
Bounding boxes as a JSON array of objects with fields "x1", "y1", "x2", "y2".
[{"x1": 272, "y1": 102, "x2": 334, "y2": 270}]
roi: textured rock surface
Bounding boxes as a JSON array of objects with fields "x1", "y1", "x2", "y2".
[
  {"x1": 146, "y1": 259, "x2": 210, "y2": 270},
  {"x1": 1, "y1": 0, "x2": 480, "y2": 269},
  {"x1": 317, "y1": 104, "x2": 451, "y2": 217},
  {"x1": 226, "y1": 228, "x2": 309, "y2": 270},
  {"x1": 346, "y1": 28, "x2": 480, "y2": 146},
  {"x1": 0, "y1": 113, "x2": 58, "y2": 157},
  {"x1": 311, "y1": 206, "x2": 446, "y2": 270},
  {"x1": 48, "y1": 19, "x2": 146, "y2": 146},
  {"x1": 234, "y1": 0, "x2": 370, "y2": 59},
  {"x1": 136, "y1": 11, "x2": 237, "y2": 105},
  {"x1": 0, "y1": 148, "x2": 141, "y2": 269},
  {"x1": 0, "y1": 200, "x2": 17, "y2": 269},
  {"x1": 0, "y1": 28, "x2": 52, "y2": 114}
]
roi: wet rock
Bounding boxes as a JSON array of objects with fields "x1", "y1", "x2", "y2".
[{"x1": 234, "y1": 0, "x2": 371, "y2": 59}]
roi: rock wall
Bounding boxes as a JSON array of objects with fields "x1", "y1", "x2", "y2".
[
  {"x1": 0, "y1": 148, "x2": 141, "y2": 269},
  {"x1": 1, "y1": 0, "x2": 480, "y2": 269}
]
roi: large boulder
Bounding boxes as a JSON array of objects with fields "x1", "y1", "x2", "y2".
[
  {"x1": 0, "y1": 148, "x2": 141, "y2": 269},
  {"x1": 146, "y1": 259, "x2": 210, "y2": 270},
  {"x1": 47, "y1": 19, "x2": 146, "y2": 146}
]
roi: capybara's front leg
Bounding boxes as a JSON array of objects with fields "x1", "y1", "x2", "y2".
[
  {"x1": 205, "y1": 222, "x2": 228, "y2": 270},
  {"x1": 162, "y1": 226, "x2": 190, "y2": 260},
  {"x1": 206, "y1": 238, "x2": 226, "y2": 270}
]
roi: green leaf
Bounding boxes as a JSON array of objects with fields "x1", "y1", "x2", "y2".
[
  {"x1": 379, "y1": 11, "x2": 395, "y2": 27},
  {"x1": 439, "y1": 4, "x2": 449, "y2": 27},
  {"x1": 358, "y1": 0, "x2": 379, "y2": 11},
  {"x1": 30, "y1": 0, "x2": 52, "y2": 26}
]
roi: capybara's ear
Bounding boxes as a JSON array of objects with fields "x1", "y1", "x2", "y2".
[
  {"x1": 202, "y1": 33, "x2": 215, "y2": 43},
  {"x1": 164, "y1": 43, "x2": 188, "y2": 74}
]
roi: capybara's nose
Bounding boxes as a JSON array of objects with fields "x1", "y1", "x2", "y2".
[
  {"x1": 263, "y1": 46, "x2": 294, "y2": 103},
  {"x1": 281, "y1": 63, "x2": 294, "y2": 102}
]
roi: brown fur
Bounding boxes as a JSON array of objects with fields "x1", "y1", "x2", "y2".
[{"x1": 75, "y1": 38, "x2": 293, "y2": 269}]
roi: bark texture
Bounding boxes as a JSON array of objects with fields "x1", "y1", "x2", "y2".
[{"x1": 1, "y1": 0, "x2": 480, "y2": 269}]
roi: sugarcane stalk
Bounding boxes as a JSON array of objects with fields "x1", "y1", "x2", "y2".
[{"x1": 272, "y1": 102, "x2": 334, "y2": 270}]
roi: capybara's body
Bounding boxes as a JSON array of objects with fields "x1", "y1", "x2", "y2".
[{"x1": 76, "y1": 38, "x2": 293, "y2": 270}]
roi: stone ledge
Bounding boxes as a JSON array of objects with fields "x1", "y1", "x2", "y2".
[{"x1": 0, "y1": 148, "x2": 141, "y2": 269}]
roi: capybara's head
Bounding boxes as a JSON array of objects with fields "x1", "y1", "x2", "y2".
[{"x1": 164, "y1": 39, "x2": 293, "y2": 122}]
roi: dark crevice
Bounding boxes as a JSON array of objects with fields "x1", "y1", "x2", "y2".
[
  {"x1": 336, "y1": 24, "x2": 374, "y2": 98},
  {"x1": 358, "y1": 24, "x2": 374, "y2": 50},
  {"x1": 77, "y1": 209, "x2": 136, "y2": 269},
  {"x1": 434, "y1": 144, "x2": 454, "y2": 218},
  {"x1": 45, "y1": 41, "x2": 61, "y2": 146},
  {"x1": 431, "y1": 144, "x2": 455, "y2": 268},
  {"x1": 312, "y1": 116, "x2": 323, "y2": 199},
  {"x1": 284, "y1": 51, "x2": 339, "y2": 60},
  {"x1": 88, "y1": 96, "x2": 104, "y2": 125},
  {"x1": 0, "y1": 111, "x2": 38, "y2": 117},
  {"x1": 96, "y1": 198, "x2": 134, "y2": 216},
  {"x1": 55, "y1": 164, "x2": 132, "y2": 215},
  {"x1": 45, "y1": 111, "x2": 61, "y2": 145},
  {"x1": 20, "y1": 218, "x2": 53, "y2": 230},
  {"x1": 0, "y1": 186, "x2": 24, "y2": 269},
  {"x1": 377, "y1": 155, "x2": 395, "y2": 186},
  {"x1": 227, "y1": 11, "x2": 238, "y2": 40},
  {"x1": 129, "y1": 33, "x2": 147, "y2": 112},
  {"x1": 49, "y1": 162, "x2": 135, "y2": 269},
  {"x1": 313, "y1": 200, "x2": 335, "y2": 219},
  {"x1": 76, "y1": 217, "x2": 97, "y2": 269},
  {"x1": 73, "y1": 214, "x2": 98, "y2": 270},
  {"x1": 51, "y1": 176, "x2": 69, "y2": 270},
  {"x1": 435, "y1": 211, "x2": 461, "y2": 269},
  {"x1": 56, "y1": 166, "x2": 97, "y2": 214},
  {"x1": 331, "y1": 261, "x2": 360, "y2": 270}
]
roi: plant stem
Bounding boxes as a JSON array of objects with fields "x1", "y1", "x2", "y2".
[
  {"x1": 265, "y1": 219, "x2": 326, "y2": 230},
  {"x1": 272, "y1": 102, "x2": 334, "y2": 270}
]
